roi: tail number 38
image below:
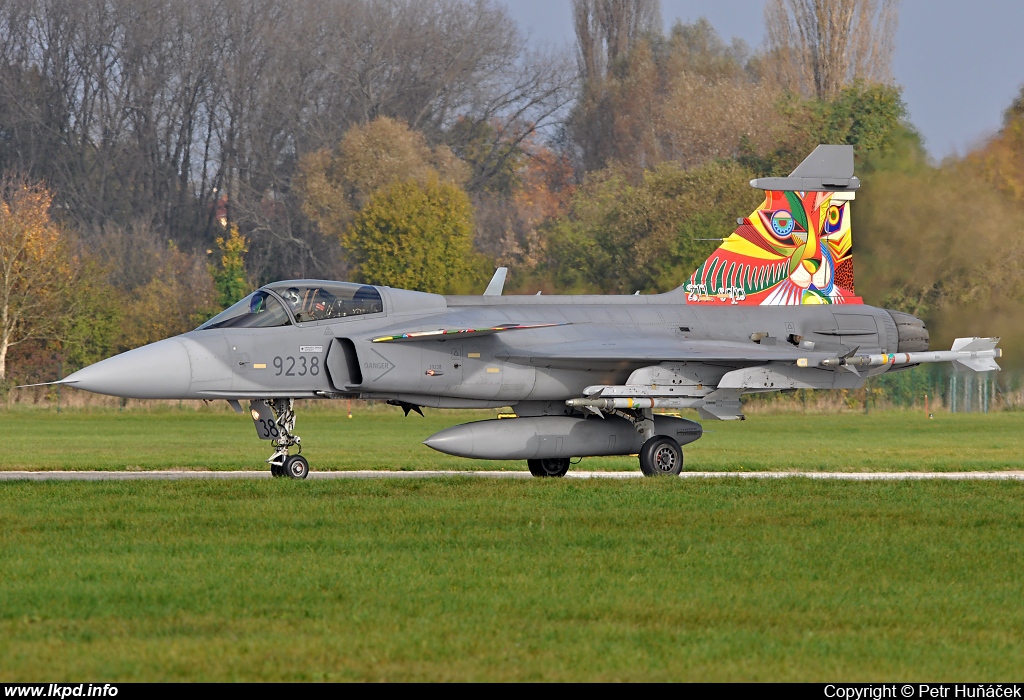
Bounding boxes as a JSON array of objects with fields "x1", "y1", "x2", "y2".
[{"x1": 273, "y1": 356, "x2": 320, "y2": 377}]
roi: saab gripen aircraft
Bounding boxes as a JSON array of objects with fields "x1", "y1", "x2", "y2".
[{"x1": 45, "y1": 146, "x2": 1002, "y2": 479}]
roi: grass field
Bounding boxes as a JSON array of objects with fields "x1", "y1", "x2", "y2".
[
  {"x1": 1, "y1": 405, "x2": 1023, "y2": 472},
  {"x1": 2, "y1": 408, "x2": 1022, "y2": 681},
  {"x1": 1, "y1": 478, "x2": 1022, "y2": 681}
]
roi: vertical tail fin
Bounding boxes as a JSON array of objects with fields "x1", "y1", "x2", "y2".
[{"x1": 684, "y1": 145, "x2": 863, "y2": 306}]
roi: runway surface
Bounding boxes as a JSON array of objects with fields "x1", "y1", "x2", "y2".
[{"x1": 2, "y1": 470, "x2": 1024, "y2": 481}]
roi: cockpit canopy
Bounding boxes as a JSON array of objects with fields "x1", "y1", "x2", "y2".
[
  {"x1": 265, "y1": 281, "x2": 382, "y2": 322},
  {"x1": 196, "y1": 281, "x2": 383, "y2": 330},
  {"x1": 197, "y1": 290, "x2": 291, "y2": 330}
]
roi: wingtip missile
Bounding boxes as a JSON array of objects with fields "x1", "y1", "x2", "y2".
[{"x1": 819, "y1": 338, "x2": 1003, "y2": 373}]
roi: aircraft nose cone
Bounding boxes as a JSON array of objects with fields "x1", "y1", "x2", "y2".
[{"x1": 64, "y1": 338, "x2": 192, "y2": 399}]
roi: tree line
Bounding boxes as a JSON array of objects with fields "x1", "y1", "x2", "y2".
[
  {"x1": 1, "y1": 0, "x2": 1023, "y2": 391},
  {"x1": 0, "y1": 0, "x2": 573, "y2": 381}
]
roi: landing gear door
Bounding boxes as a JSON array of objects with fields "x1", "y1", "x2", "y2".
[{"x1": 249, "y1": 400, "x2": 281, "y2": 441}]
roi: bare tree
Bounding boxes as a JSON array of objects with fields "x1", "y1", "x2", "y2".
[
  {"x1": 0, "y1": 0, "x2": 574, "y2": 283},
  {"x1": 573, "y1": 0, "x2": 662, "y2": 84},
  {"x1": 764, "y1": 0, "x2": 899, "y2": 100},
  {"x1": 569, "y1": 15, "x2": 775, "y2": 174}
]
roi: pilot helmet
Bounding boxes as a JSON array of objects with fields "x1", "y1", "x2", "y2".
[
  {"x1": 280, "y1": 287, "x2": 301, "y2": 307},
  {"x1": 249, "y1": 293, "x2": 265, "y2": 313}
]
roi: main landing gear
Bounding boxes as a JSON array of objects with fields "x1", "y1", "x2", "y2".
[
  {"x1": 262, "y1": 399, "x2": 309, "y2": 479},
  {"x1": 528, "y1": 458, "x2": 571, "y2": 477},
  {"x1": 523, "y1": 407, "x2": 686, "y2": 478},
  {"x1": 611, "y1": 406, "x2": 685, "y2": 477},
  {"x1": 638, "y1": 435, "x2": 683, "y2": 476}
]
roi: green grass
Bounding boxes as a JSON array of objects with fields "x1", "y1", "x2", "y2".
[
  {"x1": 1, "y1": 478, "x2": 1022, "y2": 681},
  {"x1": 1, "y1": 406, "x2": 1022, "y2": 472}
]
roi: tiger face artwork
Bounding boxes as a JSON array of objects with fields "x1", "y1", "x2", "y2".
[{"x1": 686, "y1": 190, "x2": 860, "y2": 306}]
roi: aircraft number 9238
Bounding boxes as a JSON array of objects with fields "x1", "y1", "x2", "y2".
[{"x1": 272, "y1": 356, "x2": 320, "y2": 377}]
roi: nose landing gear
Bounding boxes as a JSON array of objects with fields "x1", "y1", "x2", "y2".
[{"x1": 251, "y1": 399, "x2": 309, "y2": 479}]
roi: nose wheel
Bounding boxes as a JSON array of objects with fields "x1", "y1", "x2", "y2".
[{"x1": 280, "y1": 454, "x2": 309, "y2": 479}]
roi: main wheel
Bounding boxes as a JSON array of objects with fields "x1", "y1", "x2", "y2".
[
  {"x1": 270, "y1": 461, "x2": 284, "y2": 478},
  {"x1": 639, "y1": 436, "x2": 683, "y2": 476},
  {"x1": 527, "y1": 457, "x2": 570, "y2": 478},
  {"x1": 284, "y1": 454, "x2": 310, "y2": 479}
]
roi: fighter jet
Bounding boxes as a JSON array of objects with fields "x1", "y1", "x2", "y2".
[{"x1": 46, "y1": 145, "x2": 1002, "y2": 478}]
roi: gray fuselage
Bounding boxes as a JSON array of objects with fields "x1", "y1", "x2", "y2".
[{"x1": 98, "y1": 285, "x2": 907, "y2": 409}]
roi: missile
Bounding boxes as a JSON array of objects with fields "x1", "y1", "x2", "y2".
[
  {"x1": 423, "y1": 415, "x2": 702, "y2": 460},
  {"x1": 565, "y1": 396, "x2": 702, "y2": 410},
  {"x1": 818, "y1": 337, "x2": 1002, "y2": 373}
]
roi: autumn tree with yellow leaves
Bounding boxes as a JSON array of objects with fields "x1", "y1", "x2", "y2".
[
  {"x1": 298, "y1": 117, "x2": 468, "y2": 244},
  {"x1": 345, "y1": 178, "x2": 487, "y2": 294},
  {"x1": 211, "y1": 225, "x2": 251, "y2": 310},
  {"x1": 0, "y1": 172, "x2": 80, "y2": 379},
  {"x1": 298, "y1": 117, "x2": 486, "y2": 293}
]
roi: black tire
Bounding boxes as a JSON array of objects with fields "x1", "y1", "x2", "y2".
[
  {"x1": 284, "y1": 454, "x2": 309, "y2": 479},
  {"x1": 527, "y1": 457, "x2": 570, "y2": 478},
  {"x1": 639, "y1": 436, "x2": 683, "y2": 477},
  {"x1": 270, "y1": 461, "x2": 283, "y2": 478}
]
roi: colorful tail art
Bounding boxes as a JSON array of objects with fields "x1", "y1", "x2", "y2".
[{"x1": 684, "y1": 145, "x2": 863, "y2": 306}]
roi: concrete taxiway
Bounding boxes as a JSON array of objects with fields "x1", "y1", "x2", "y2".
[{"x1": 1, "y1": 470, "x2": 1023, "y2": 481}]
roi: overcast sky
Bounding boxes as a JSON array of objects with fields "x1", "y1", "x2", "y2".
[{"x1": 503, "y1": 0, "x2": 1024, "y2": 161}]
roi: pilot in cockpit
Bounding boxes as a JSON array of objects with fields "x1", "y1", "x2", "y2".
[
  {"x1": 279, "y1": 287, "x2": 310, "y2": 321},
  {"x1": 249, "y1": 292, "x2": 267, "y2": 314},
  {"x1": 279, "y1": 287, "x2": 302, "y2": 309}
]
